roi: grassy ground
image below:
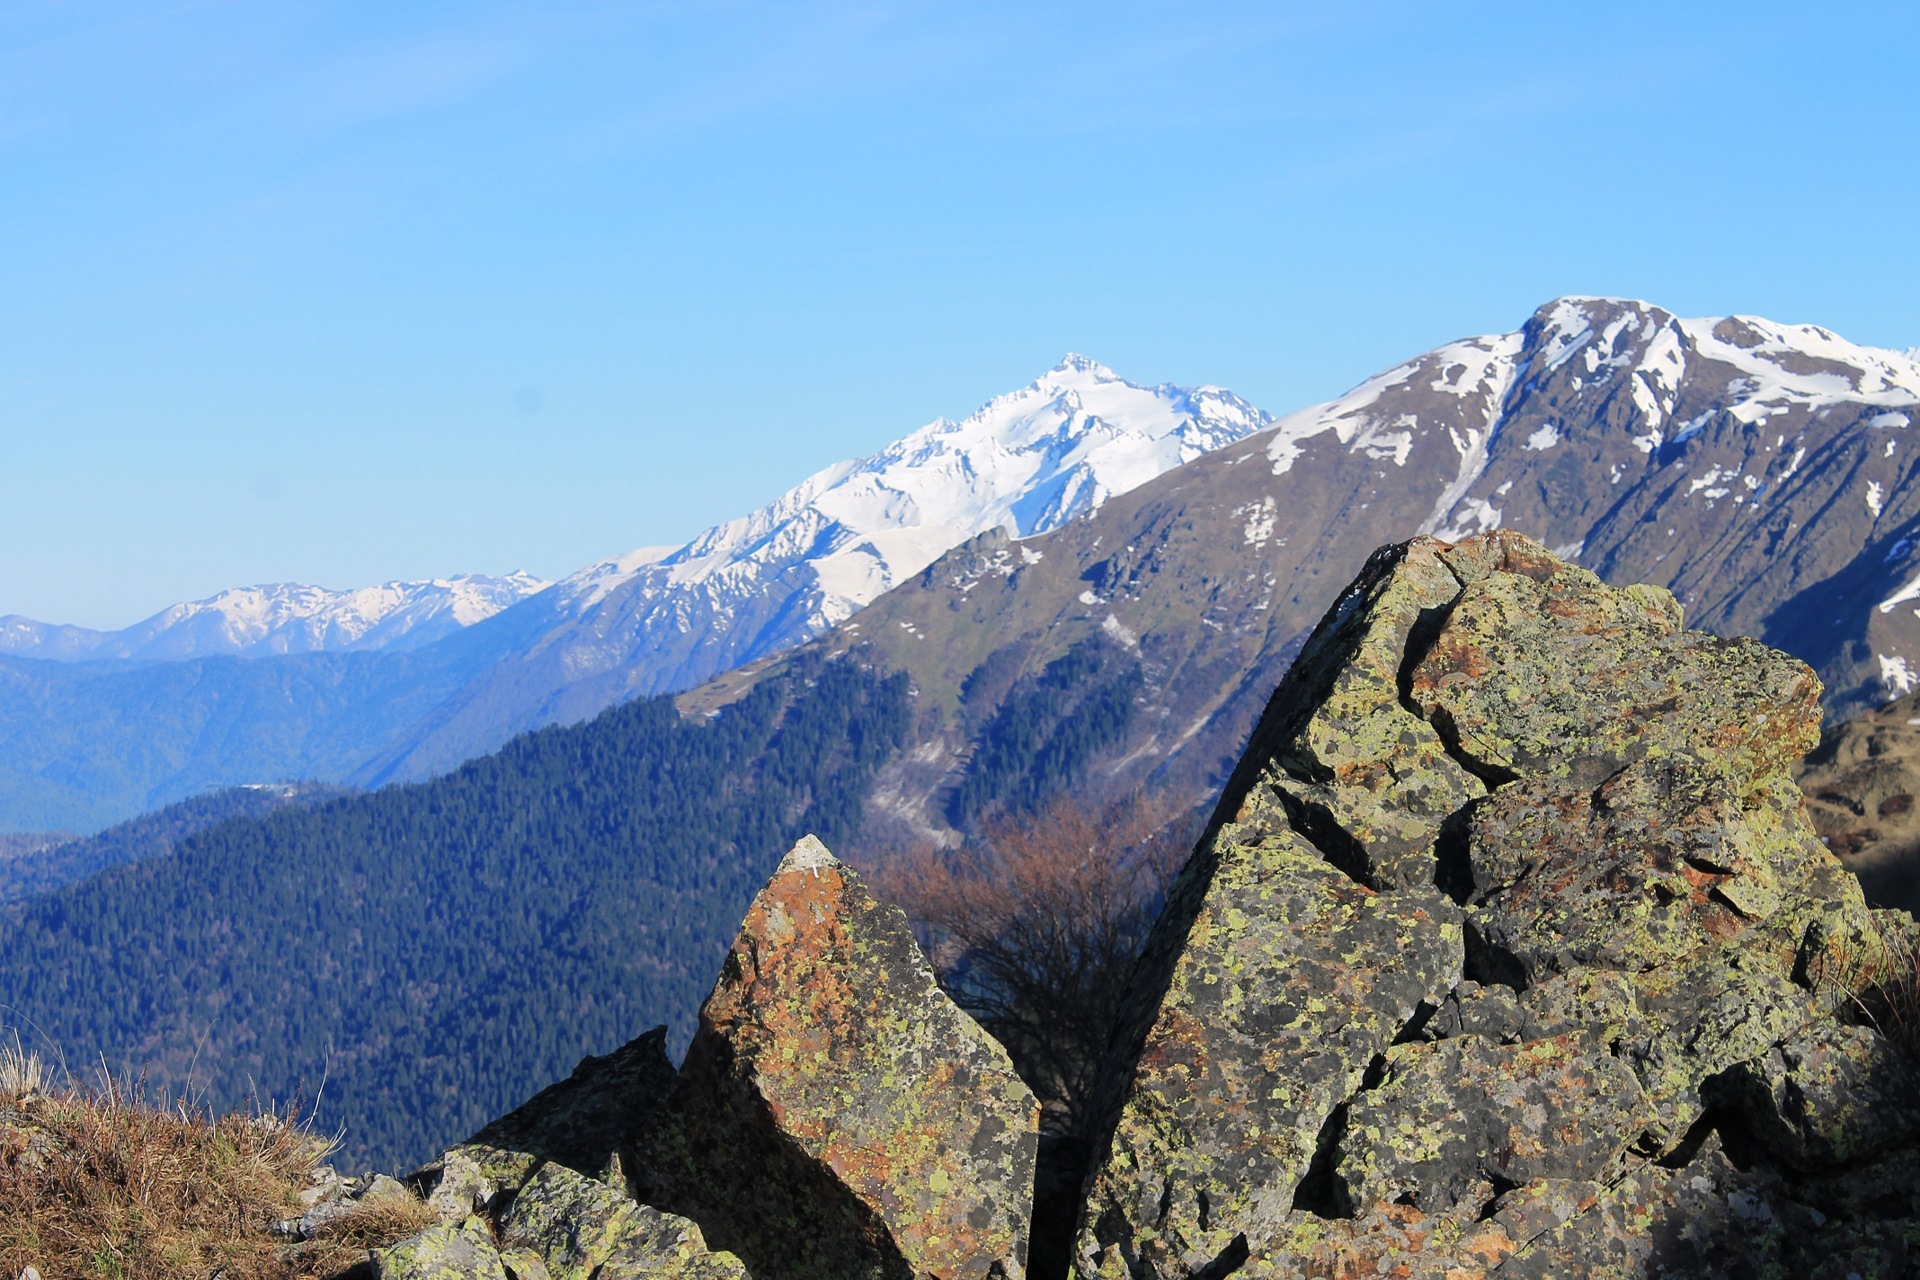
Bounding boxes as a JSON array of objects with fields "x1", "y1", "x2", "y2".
[{"x1": 0, "y1": 1042, "x2": 433, "y2": 1280}]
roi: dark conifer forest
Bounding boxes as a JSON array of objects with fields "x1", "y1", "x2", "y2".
[{"x1": 0, "y1": 656, "x2": 909, "y2": 1172}]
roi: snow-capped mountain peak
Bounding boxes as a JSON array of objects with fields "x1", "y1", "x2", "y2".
[
  {"x1": 0, "y1": 572, "x2": 552, "y2": 663},
  {"x1": 531, "y1": 356, "x2": 1273, "y2": 696}
]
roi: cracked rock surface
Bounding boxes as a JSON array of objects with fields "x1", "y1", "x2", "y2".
[{"x1": 1076, "y1": 532, "x2": 1920, "y2": 1279}]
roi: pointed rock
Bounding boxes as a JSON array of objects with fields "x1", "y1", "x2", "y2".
[
  {"x1": 467, "y1": 1024, "x2": 679, "y2": 1182},
  {"x1": 644, "y1": 835, "x2": 1040, "y2": 1280}
]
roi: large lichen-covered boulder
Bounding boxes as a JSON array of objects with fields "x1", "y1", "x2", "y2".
[
  {"x1": 642, "y1": 835, "x2": 1040, "y2": 1280},
  {"x1": 1077, "y1": 531, "x2": 1915, "y2": 1278}
]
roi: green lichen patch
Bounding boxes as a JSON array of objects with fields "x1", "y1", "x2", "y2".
[{"x1": 1078, "y1": 831, "x2": 1460, "y2": 1275}]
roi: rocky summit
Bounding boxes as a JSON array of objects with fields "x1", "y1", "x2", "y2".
[
  {"x1": 1078, "y1": 531, "x2": 1918, "y2": 1278},
  {"x1": 366, "y1": 532, "x2": 1919, "y2": 1280}
]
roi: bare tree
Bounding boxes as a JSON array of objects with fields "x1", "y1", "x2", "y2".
[{"x1": 875, "y1": 794, "x2": 1193, "y2": 1139}]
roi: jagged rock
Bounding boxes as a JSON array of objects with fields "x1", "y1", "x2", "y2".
[
  {"x1": 500, "y1": 1161, "x2": 746, "y2": 1279},
  {"x1": 1076, "y1": 829, "x2": 1462, "y2": 1274},
  {"x1": 370, "y1": 1215, "x2": 511, "y2": 1280},
  {"x1": 1211, "y1": 536, "x2": 1489, "y2": 890},
  {"x1": 1076, "y1": 532, "x2": 1918, "y2": 1278},
  {"x1": 411, "y1": 1025, "x2": 678, "y2": 1225},
  {"x1": 642, "y1": 835, "x2": 1039, "y2": 1280}
]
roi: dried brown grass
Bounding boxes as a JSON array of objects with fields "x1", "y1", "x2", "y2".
[
  {"x1": 0, "y1": 1055, "x2": 426, "y2": 1280},
  {"x1": 1813, "y1": 926, "x2": 1920, "y2": 1062}
]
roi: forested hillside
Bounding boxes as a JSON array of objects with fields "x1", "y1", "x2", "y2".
[
  {"x1": 0, "y1": 654, "x2": 909, "y2": 1172},
  {"x1": 0, "y1": 782, "x2": 345, "y2": 904}
]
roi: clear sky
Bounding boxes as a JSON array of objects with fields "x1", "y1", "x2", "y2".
[{"x1": 4, "y1": 1, "x2": 1916, "y2": 627}]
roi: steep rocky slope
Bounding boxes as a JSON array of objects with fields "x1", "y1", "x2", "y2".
[{"x1": 357, "y1": 534, "x2": 1920, "y2": 1280}]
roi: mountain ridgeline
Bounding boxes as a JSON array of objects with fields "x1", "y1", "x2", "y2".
[
  {"x1": 0, "y1": 654, "x2": 909, "y2": 1171},
  {"x1": 3, "y1": 296, "x2": 1920, "y2": 1177}
]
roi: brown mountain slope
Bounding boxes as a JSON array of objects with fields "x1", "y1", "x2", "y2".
[
  {"x1": 1798, "y1": 689, "x2": 1920, "y2": 915},
  {"x1": 684, "y1": 299, "x2": 1920, "y2": 904}
]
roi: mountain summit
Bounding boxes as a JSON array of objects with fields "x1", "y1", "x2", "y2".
[{"x1": 363, "y1": 357, "x2": 1272, "y2": 780}]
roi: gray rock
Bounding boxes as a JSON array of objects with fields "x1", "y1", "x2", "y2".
[
  {"x1": 1336, "y1": 1034, "x2": 1648, "y2": 1216},
  {"x1": 1720, "y1": 1023, "x2": 1920, "y2": 1171},
  {"x1": 500, "y1": 1161, "x2": 746, "y2": 1280},
  {"x1": 371, "y1": 1215, "x2": 512, "y2": 1280}
]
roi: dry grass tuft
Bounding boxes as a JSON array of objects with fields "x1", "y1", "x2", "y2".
[
  {"x1": 290, "y1": 1188, "x2": 442, "y2": 1278},
  {"x1": 0, "y1": 1059, "x2": 428, "y2": 1280},
  {"x1": 1814, "y1": 925, "x2": 1920, "y2": 1062},
  {"x1": 0, "y1": 1034, "x2": 45, "y2": 1101},
  {"x1": 1859, "y1": 933, "x2": 1920, "y2": 1061}
]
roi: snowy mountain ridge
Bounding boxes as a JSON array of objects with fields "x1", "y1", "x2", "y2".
[
  {"x1": 1260, "y1": 297, "x2": 1920, "y2": 543},
  {"x1": 0, "y1": 572, "x2": 552, "y2": 663},
  {"x1": 351, "y1": 355, "x2": 1275, "y2": 781},
  {"x1": 553, "y1": 354, "x2": 1271, "y2": 619}
]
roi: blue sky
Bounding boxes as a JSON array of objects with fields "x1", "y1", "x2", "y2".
[{"x1": 4, "y1": 1, "x2": 1916, "y2": 627}]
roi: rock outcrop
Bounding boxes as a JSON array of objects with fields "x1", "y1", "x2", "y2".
[
  {"x1": 1077, "y1": 531, "x2": 1919, "y2": 1278},
  {"x1": 640, "y1": 835, "x2": 1041, "y2": 1280},
  {"x1": 381, "y1": 837, "x2": 1038, "y2": 1280},
  {"x1": 365, "y1": 531, "x2": 1920, "y2": 1280}
]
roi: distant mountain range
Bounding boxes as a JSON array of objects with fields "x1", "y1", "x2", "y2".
[
  {"x1": 4, "y1": 296, "x2": 1919, "y2": 1171},
  {"x1": 0, "y1": 359, "x2": 1269, "y2": 831},
  {"x1": 3, "y1": 299, "x2": 1918, "y2": 834},
  {"x1": 0, "y1": 573, "x2": 550, "y2": 661}
]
